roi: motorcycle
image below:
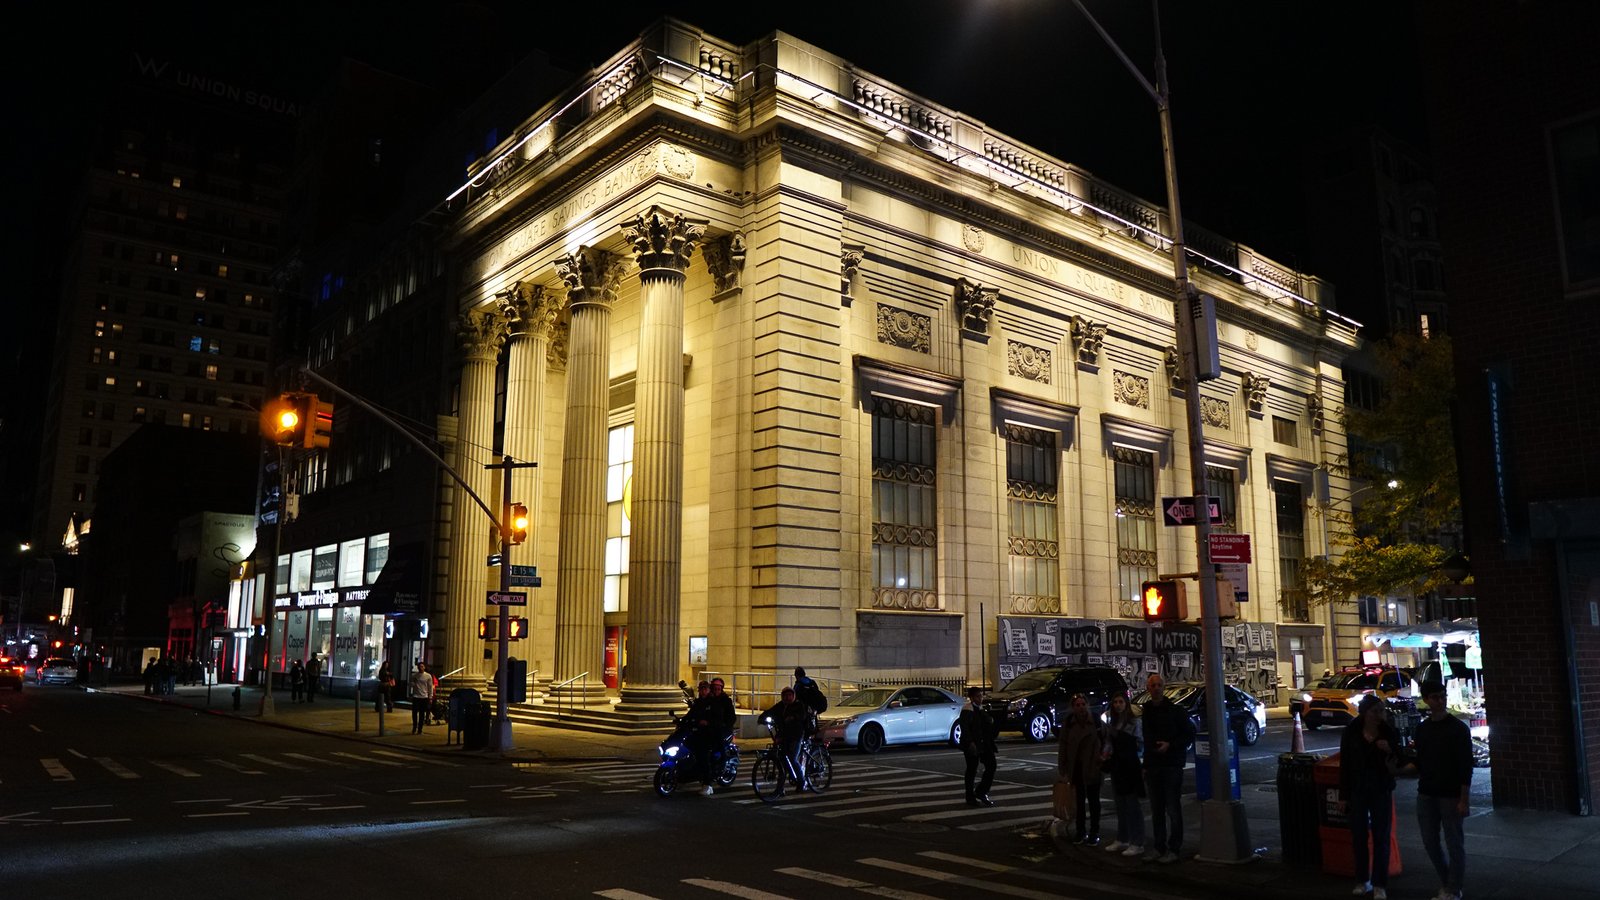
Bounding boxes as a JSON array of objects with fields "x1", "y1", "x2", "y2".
[{"x1": 654, "y1": 681, "x2": 740, "y2": 796}]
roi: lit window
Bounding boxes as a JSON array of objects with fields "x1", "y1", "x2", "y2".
[
  {"x1": 217, "y1": 264, "x2": 228, "y2": 278},
  {"x1": 243, "y1": 293, "x2": 255, "y2": 306},
  {"x1": 204, "y1": 364, "x2": 218, "y2": 381},
  {"x1": 94, "y1": 320, "x2": 106, "y2": 338},
  {"x1": 104, "y1": 376, "x2": 116, "y2": 387},
  {"x1": 92, "y1": 347, "x2": 103, "y2": 364},
  {"x1": 338, "y1": 538, "x2": 366, "y2": 587},
  {"x1": 169, "y1": 253, "x2": 180, "y2": 269},
  {"x1": 1006, "y1": 425, "x2": 1059, "y2": 614},
  {"x1": 106, "y1": 350, "x2": 118, "y2": 364},
  {"x1": 181, "y1": 412, "x2": 192, "y2": 427},
  {"x1": 1419, "y1": 314, "x2": 1432, "y2": 339},
  {"x1": 604, "y1": 423, "x2": 634, "y2": 613},
  {"x1": 1276, "y1": 480, "x2": 1309, "y2": 622},
  {"x1": 1272, "y1": 416, "x2": 1299, "y2": 447},
  {"x1": 871, "y1": 398, "x2": 939, "y2": 610},
  {"x1": 195, "y1": 287, "x2": 207, "y2": 301},
  {"x1": 1114, "y1": 446, "x2": 1157, "y2": 618},
  {"x1": 190, "y1": 336, "x2": 203, "y2": 352},
  {"x1": 171, "y1": 176, "x2": 182, "y2": 188},
  {"x1": 174, "y1": 204, "x2": 187, "y2": 221},
  {"x1": 365, "y1": 533, "x2": 389, "y2": 583}
]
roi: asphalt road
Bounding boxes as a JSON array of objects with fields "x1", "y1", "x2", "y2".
[{"x1": 0, "y1": 689, "x2": 1358, "y2": 899}]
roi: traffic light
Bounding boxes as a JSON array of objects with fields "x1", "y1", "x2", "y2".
[
  {"x1": 507, "y1": 616, "x2": 528, "y2": 641},
  {"x1": 261, "y1": 394, "x2": 306, "y2": 446},
  {"x1": 1141, "y1": 580, "x2": 1188, "y2": 622},
  {"x1": 306, "y1": 396, "x2": 334, "y2": 449},
  {"x1": 507, "y1": 502, "x2": 529, "y2": 545}
]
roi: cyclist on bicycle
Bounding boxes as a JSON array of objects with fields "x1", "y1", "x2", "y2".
[{"x1": 762, "y1": 686, "x2": 811, "y2": 792}]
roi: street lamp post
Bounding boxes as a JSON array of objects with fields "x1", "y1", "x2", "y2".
[
  {"x1": 13, "y1": 542, "x2": 31, "y2": 650},
  {"x1": 1070, "y1": 0, "x2": 1253, "y2": 862}
]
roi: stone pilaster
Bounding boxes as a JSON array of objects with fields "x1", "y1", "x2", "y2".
[
  {"x1": 617, "y1": 206, "x2": 705, "y2": 709},
  {"x1": 552, "y1": 248, "x2": 624, "y2": 703},
  {"x1": 442, "y1": 305, "x2": 506, "y2": 688}
]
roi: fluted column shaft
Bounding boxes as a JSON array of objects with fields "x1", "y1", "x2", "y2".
[
  {"x1": 444, "y1": 307, "x2": 505, "y2": 687},
  {"x1": 553, "y1": 249, "x2": 621, "y2": 700},
  {"x1": 619, "y1": 207, "x2": 704, "y2": 707}
]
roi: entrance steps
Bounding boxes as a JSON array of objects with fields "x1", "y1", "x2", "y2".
[{"x1": 468, "y1": 685, "x2": 676, "y2": 736}]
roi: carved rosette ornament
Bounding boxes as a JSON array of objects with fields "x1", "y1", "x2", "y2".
[
  {"x1": 1244, "y1": 373, "x2": 1271, "y2": 414},
  {"x1": 1201, "y1": 396, "x2": 1231, "y2": 428},
  {"x1": 546, "y1": 318, "x2": 570, "y2": 372},
  {"x1": 1070, "y1": 315, "x2": 1107, "y2": 366},
  {"x1": 456, "y1": 306, "x2": 508, "y2": 363},
  {"x1": 955, "y1": 278, "x2": 998, "y2": 337},
  {"x1": 702, "y1": 231, "x2": 747, "y2": 297},
  {"x1": 1007, "y1": 341, "x2": 1052, "y2": 383},
  {"x1": 876, "y1": 304, "x2": 932, "y2": 353},
  {"x1": 620, "y1": 205, "x2": 705, "y2": 278},
  {"x1": 840, "y1": 245, "x2": 865, "y2": 307},
  {"x1": 1113, "y1": 370, "x2": 1151, "y2": 409},
  {"x1": 496, "y1": 282, "x2": 562, "y2": 340},
  {"x1": 555, "y1": 246, "x2": 625, "y2": 310}
]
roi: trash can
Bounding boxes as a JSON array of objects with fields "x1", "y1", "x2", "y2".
[
  {"x1": 463, "y1": 701, "x2": 491, "y2": 751},
  {"x1": 1314, "y1": 752, "x2": 1401, "y2": 878},
  {"x1": 1194, "y1": 731, "x2": 1240, "y2": 801},
  {"x1": 1277, "y1": 752, "x2": 1322, "y2": 865}
]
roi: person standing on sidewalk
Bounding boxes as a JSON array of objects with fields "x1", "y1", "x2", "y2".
[
  {"x1": 1103, "y1": 692, "x2": 1147, "y2": 857},
  {"x1": 289, "y1": 659, "x2": 305, "y2": 703},
  {"x1": 1058, "y1": 693, "x2": 1111, "y2": 845},
  {"x1": 305, "y1": 653, "x2": 323, "y2": 703},
  {"x1": 957, "y1": 687, "x2": 998, "y2": 807},
  {"x1": 1413, "y1": 679, "x2": 1472, "y2": 900},
  {"x1": 1140, "y1": 673, "x2": 1194, "y2": 864},
  {"x1": 376, "y1": 661, "x2": 395, "y2": 713},
  {"x1": 409, "y1": 661, "x2": 435, "y2": 734},
  {"x1": 1341, "y1": 694, "x2": 1400, "y2": 899}
]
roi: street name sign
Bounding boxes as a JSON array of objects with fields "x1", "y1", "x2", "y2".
[
  {"x1": 486, "y1": 591, "x2": 528, "y2": 606},
  {"x1": 509, "y1": 565, "x2": 537, "y2": 577},
  {"x1": 508, "y1": 576, "x2": 543, "y2": 588},
  {"x1": 1162, "y1": 495, "x2": 1223, "y2": 527},
  {"x1": 1208, "y1": 533, "x2": 1252, "y2": 564}
]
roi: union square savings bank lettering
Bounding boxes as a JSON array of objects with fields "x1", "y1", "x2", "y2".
[{"x1": 1010, "y1": 245, "x2": 1163, "y2": 315}]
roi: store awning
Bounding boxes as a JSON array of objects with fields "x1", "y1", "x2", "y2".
[
  {"x1": 361, "y1": 542, "x2": 426, "y2": 616},
  {"x1": 1364, "y1": 617, "x2": 1479, "y2": 648}
]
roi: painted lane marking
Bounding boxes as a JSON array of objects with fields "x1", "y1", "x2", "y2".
[
  {"x1": 594, "y1": 890, "x2": 660, "y2": 900},
  {"x1": 149, "y1": 761, "x2": 202, "y2": 778},
  {"x1": 28, "y1": 723, "x2": 42, "y2": 732},
  {"x1": 62, "y1": 818, "x2": 132, "y2": 824},
  {"x1": 776, "y1": 867, "x2": 942, "y2": 900},
  {"x1": 371, "y1": 749, "x2": 461, "y2": 767},
  {"x1": 205, "y1": 758, "x2": 265, "y2": 775},
  {"x1": 331, "y1": 751, "x2": 406, "y2": 767},
  {"x1": 94, "y1": 758, "x2": 141, "y2": 780},
  {"x1": 680, "y1": 879, "x2": 795, "y2": 899},
  {"x1": 173, "y1": 798, "x2": 232, "y2": 804},
  {"x1": 41, "y1": 759, "x2": 74, "y2": 782},
  {"x1": 241, "y1": 753, "x2": 306, "y2": 770},
  {"x1": 905, "y1": 797, "x2": 1049, "y2": 822},
  {"x1": 857, "y1": 859, "x2": 1070, "y2": 900},
  {"x1": 408, "y1": 799, "x2": 466, "y2": 805},
  {"x1": 387, "y1": 788, "x2": 426, "y2": 793},
  {"x1": 186, "y1": 812, "x2": 250, "y2": 818},
  {"x1": 68, "y1": 749, "x2": 88, "y2": 759},
  {"x1": 52, "y1": 804, "x2": 112, "y2": 810},
  {"x1": 283, "y1": 752, "x2": 353, "y2": 768}
]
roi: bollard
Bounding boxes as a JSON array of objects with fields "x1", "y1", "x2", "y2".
[{"x1": 232, "y1": 686, "x2": 242, "y2": 711}]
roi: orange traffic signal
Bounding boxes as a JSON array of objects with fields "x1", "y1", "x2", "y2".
[
  {"x1": 507, "y1": 502, "x2": 529, "y2": 545},
  {"x1": 1141, "y1": 580, "x2": 1188, "y2": 622},
  {"x1": 261, "y1": 394, "x2": 306, "y2": 446}
]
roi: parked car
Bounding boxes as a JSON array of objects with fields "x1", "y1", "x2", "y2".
[
  {"x1": 36, "y1": 657, "x2": 79, "y2": 685},
  {"x1": 1131, "y1": 681, "x2": 1267, "y2": 746},
  {"x1": 820, "y1": 685, "x2": 964, "y2": 753},
  {"x1": 0, "y1": 655, "x2": 22, "y2": 690},
  {"x1": 981, "y1": 665, "x2": 1128, "y2": 742},
  {"x1": 1299, "y1": 665, "x2": 1415, "y2": 730}
]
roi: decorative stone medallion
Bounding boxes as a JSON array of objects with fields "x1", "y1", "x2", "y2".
[
  {"x1": 1113, "y1": 370, "x2": 1151, "y2": 409},
  {"x1": 1007, "y1": 341, "x2": 1052, "y2": 383},
  {"x1": 962, "y1": 224, "x2": 986, "y2": 253},
  {"x1": 1245, "y1": 330, "x2": 1260, "y2": 352},
  {"x1": 658, "y1": 143, "x2": 696, "y2": 180},
  {"x1": 1201, "y1": 396, "x2": 1231, "y2": 428},
  {"x1": 876, "y1": 304, "x2": 932, "y2": 353}
]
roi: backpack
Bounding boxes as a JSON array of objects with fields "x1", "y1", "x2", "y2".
[{"x1": 797, "y1": 679, "x2": 827, "y2": 714}]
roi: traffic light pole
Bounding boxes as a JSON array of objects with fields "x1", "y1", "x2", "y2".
[
  {"x1": 1071, "y1": 0, "x2": 1251, "y2": 861},
  {"x1": 486, "y1": 455, "x2": 537, "y2": 754}
]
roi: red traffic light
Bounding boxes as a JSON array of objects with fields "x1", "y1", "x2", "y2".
[{"x1": 1141, "y1": 580, "x2": 1188, "y2": 622}]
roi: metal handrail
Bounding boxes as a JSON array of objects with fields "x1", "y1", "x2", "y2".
[{"x1": 552, "y1": 671, "x2": 590, "y2": 717}]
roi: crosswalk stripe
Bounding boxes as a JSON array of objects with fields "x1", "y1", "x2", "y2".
[
  {"x1": 958, "y1": 814, "x2": 1054, "y2": 831},
  {"x1": 776, "y1": 867, "x2": 942, "y2": 900},
  {"x1": 916, "y1": 851, "x2": 1010, "y2": 872},
  {"x1": 205, "y1": 758, "x2": 266, "y2": 775},
  {"x1": 40, "y1": 759, "x2": 74, "y2": 781},
  {"x1": 593, "y1": 890, "x2": 660, "y2": 900},
  {"x1": 803, "y1": 782, "x2": 1032, "y2": 815},
  {"x1": 857, "y1": 858, "x2": 1074, "y2": 900},
  {"x1": 680, "y1": 878, "x2": 795, "y2": 899},
  {"x1": 241, "y1": 754, "x2": 307, "y2": 770},
  {"x1": 149, "y1": 761, "x2": 202, "y2": 778},
  {"x1": 371, "y1": 749, "x2": 462, "y2": 767},
  {"x1": 332, "y1": 751, "x2": 407, "y2": 767},
  {"x1": 94, "y1": 757, "x2": 141, "y2": 779},
  {"x1": 282, "y1": 752, "x2": 352, "y2": 767},
  {"x1": 905, "y1": 798, "x2": 1049, "y2": 822}
]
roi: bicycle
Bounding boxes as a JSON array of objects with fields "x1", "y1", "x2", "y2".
[{"x1": 751, "y1": 719, "x2": 832, "y2": 803}]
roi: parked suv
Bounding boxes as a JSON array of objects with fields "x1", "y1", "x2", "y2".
[
  {"x1": 982, "y1": 665, "x2": 1128, "y2": 742},
  {"x1": 36, "y1": 657, "x2": 79, "y2": 685}
]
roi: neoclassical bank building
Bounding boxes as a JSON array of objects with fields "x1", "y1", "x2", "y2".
[{"x1": 264, "y1": 21, "x2": 1359, "y2": 717}]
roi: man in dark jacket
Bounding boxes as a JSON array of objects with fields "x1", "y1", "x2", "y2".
[
  {"x1": 762, "y1": 686, "x2": 811, "y2": 794},
  {"x1": 957, "y1": 687, "x2": 998, "y2": 806},
  {"x1": 1140, "y1": 673, "x2": 1194, "y2": 863},
  {"x1": 692, "y1": 678, "x2": 737, "y2": 796},
  {"x1": 1414, "y1": 679, "x2": 1472, "y2": 900}
]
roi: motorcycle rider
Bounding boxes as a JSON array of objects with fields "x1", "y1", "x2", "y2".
[
  {"x1": 762, "y1": 686, "x2": 811, "y2": 794},
  {"x1": 691, "y1": 678, "x2": 736, "y2": 796}
]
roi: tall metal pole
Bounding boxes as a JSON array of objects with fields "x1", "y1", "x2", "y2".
[
  {"x1": 260, "y1": 445, "x2": 286, "y2": 717},
  {"x1": 494, "y1": 455, "x2": 514, "y2": 752},
  {"x1": 1071, "y1": 0, "x2": 1252, "y2": 861}
]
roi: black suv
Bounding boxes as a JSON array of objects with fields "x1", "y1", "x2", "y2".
[{"x1": 983, "y1": 665, "x2": 1128, "y2": 742}]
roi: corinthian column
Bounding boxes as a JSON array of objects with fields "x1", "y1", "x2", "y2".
[
  {"x1": 496, "y1": 281, "x2": 560, "y2": 697},
  {"x1": 552, "y1": 248, "x2": 624, "y2": 703},
  {"x1": 617, "y1": 206, "x2": 705, "y2": 709},
  {"x1": 443, "y1": 305, "x2": 506, "y2": 689}
]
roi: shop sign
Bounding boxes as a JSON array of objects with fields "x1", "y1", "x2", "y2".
[
  {"x1": 295, "y1": 588, "x2": 340, "y2": 608},
  {"x1": 1464, "y1": 646, "x2": 1482, "y2": 669}
]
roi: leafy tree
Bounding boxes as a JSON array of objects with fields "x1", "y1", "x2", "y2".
[{"x1": 1298, "y1": 333, "x2": 1460, "y2": 609}]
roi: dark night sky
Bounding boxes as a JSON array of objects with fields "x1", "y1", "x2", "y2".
[{"x1": 0, "y1": 1, "x2": 1425, "y2": 538}]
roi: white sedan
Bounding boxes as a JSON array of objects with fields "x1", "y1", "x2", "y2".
[{"x1": 819, "y1": 685, "x2": 964, "y2": 753}]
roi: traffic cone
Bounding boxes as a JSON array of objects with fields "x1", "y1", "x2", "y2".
[{"x1": 1291, "y1": 710, "x2": 1306, "y2": 754}]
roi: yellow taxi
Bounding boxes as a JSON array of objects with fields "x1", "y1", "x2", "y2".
[
  {"x1": 0, "y1": 655, "x2": 23, "y2": 691},
  {"x1": 1298, "y1": 665, "x2": 1415, "y2": 730}
]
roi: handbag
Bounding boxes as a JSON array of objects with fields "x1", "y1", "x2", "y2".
[{"x1": 1052, "y1": 780, "x2": 1077, "y2": 820}]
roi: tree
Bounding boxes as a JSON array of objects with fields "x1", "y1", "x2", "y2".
[{"x1": 1298, "y1": 333, "x2": 1460, "y2": 609}]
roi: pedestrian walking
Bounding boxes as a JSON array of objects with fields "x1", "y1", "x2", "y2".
[
  {"x1": 1413, "y1": 679, "x2": 1472, "y2": 900},
  {"x1": 306, "y1": 653, "x2": 322, "y2": 703},
  {"x1": 1058, "y1": 693, "x2": 1111, "y2": 845},
  {"x1": 143, "y1": 657, "x2": 158, "y2": 695},
  {"x1": 1340, "y1": 694, "x2": 1400, "y2": 899},
  {"x1": 376, "y1": 661, "x2": 395, "y2": 713},
  {"x1": 1103, "y1": 692, "x2": 1147, "y2": 857},
  {"x1": 410, "y1": 661, "x2": 435, "y2": 734},
  {"x1": 957, "y1": 687, "x2": 997, "y2": 807},
  {"x1": 1140, "y1": 673, "x2": 1194, "y2": 864},
  {"x1": 289, "y1": 659, "x2": 305, "y2": 703}
]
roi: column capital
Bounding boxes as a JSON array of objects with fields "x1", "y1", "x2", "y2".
[
  {"x1": 555, "y1": 246, "x2": 625, "y2": 311},
  {"x1": 497, "y1": 281, "x2": 562, "y2": 341},
  {"x1": 457, "y1": 305, "x2": 507, "y2": 363},
  {"x1": 620, "y1": 205, "x2": 706, "y2": 278}
]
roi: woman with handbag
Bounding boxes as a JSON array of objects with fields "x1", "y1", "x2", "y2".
[
  {"x1": 1058, "y1": 693, "x2": 1111, "y2": 845},
  {"x1": 1103, "y1": 692, "x2": 1147, "y2": 857},
  {"x1": 1340, "y1": 693, "x2": 1401, "y2": 899}
]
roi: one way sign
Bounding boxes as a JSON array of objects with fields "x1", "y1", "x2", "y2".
[{"x1": 1162, "y1": 495, "x2": 1223, "y2": 527}]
